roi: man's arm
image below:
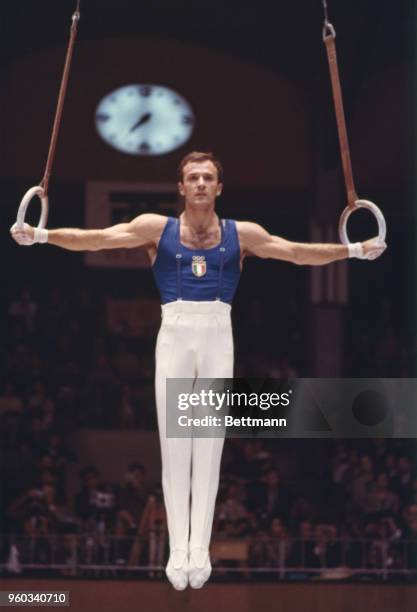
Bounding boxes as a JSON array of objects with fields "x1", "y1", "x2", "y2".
[
  {"x1": 236, "y1": 221, "x2": 386, "y2": 265},
  {"x1": 10, "y1": 214, "x2": 167, "y2": 251}
]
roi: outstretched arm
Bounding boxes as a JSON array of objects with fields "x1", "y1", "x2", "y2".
[
  {"x1": 236, "y1": 221, "x2": 386, "y2": 265},
  {"x1": 10, "y1": 214, "x2": 167, "y2": 252}
]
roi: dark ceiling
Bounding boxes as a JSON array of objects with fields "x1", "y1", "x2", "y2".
[
  {"x1": 1, "y1": 0, "x2": 415, "y2": 193},
  {"x1": 1, "y1": 0, "x2": 415, "y2": 86}
]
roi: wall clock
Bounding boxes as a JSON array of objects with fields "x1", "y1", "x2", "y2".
[{"x1": 95, "y1": 84, "x2": 194, "y2": 156}]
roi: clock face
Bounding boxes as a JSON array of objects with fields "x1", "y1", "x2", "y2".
[{"x1": 95, "y1": 84, "x2": 195, "y2": 156}]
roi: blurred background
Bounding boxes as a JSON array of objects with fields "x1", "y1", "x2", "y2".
[{"x1": 0, "y1": 0, "x2": 416, "y2": 599}]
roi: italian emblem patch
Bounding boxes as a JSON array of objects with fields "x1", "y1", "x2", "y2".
[{"x1": 192, "y1": 255, "x2": 207, "y2": 277}]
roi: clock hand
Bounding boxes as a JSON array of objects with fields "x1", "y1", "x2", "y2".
[{"x1": 129, "y1": 112, "x2": 152, "y2": 132}]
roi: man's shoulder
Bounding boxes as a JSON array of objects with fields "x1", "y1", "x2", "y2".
[
  {"x1": 234, "y1": 221, "x2": 265, "y2": 242},
  {"x1": 130, "y1": 213, "x2": 169, "y2": 238},
  {"x1": 133, "y1": 213, "x2": 169, "y2": 226},
  {"x1": 234, "y1": 220, "x2": 261, "y2": 233}
]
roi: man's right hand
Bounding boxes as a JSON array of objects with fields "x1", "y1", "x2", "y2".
[
  {"x1": 10, "y1": 223, "x2": 36, "y2": 246},
  {"x1": 10, "y1": 223, "x2": 48, "y2": 246}
]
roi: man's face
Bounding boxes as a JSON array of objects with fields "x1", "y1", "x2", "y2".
[{"x1": 178, "y1": 160, "x2": 222, "y2": 207}]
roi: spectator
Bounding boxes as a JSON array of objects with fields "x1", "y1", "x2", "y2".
[
  {"x1": 285, "y1": 520, "x2": 318, "y2": 569},
  {"x1": 249, "y1": 469, "x2": 292, "y2": 524},
  {"x1": 384, "y1": 453, "x2": 399, "y2": 487},
  {"x1": 74, "y1": 467, "x2": 101, "y2": 527},
  {"x1": 315, "y1": 524, "x2": 341, "y2": 568},
  {"x1": 394, "y1": 456, "x2": 414, "y2": 504},
  {"x1": 215, "y1": 483, "x2": 248, "y2": 537},
  {"x1": 115, "y1": 464, "x2": 148, "y2": 539},
  {"x1": 138, "y1": 486, "x2": 167, "y2": 574},
  {"x1": 289, "y1": 495, "x2": 315, "y2": 528},
  {"x1": 365, "y1": 473, "x2": 399, "y2": 517},
  {"x1": 119, "y1": 384, "x2": 137, "y2": 429},
  {"x1": 264, "y1": 517, "x2": 291, "y2": 569},
  {"x1": 349, "y1": 454, "x2": 375, "y2": 513}
]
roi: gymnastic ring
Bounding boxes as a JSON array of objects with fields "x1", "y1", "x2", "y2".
[
  {"x1": 16, "y1": 186, "x2": 49, "y2": 230},
  {"x1": 338, "y1": 199, "x2": 386, "y2": 245}
]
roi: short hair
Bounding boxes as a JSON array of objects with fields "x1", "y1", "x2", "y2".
[{"x1": 178, "y1": 151, "x2": 223, "y2": 183}]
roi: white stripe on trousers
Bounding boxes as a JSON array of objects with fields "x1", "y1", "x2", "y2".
[{"x1": 155, "y1": 300, "x2": 234, "y2": 553}]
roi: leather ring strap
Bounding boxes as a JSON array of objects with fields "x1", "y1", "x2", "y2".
[
  {"x1": 323, "y1": 30, "x2": 358, "y2": 209},
  {"x1": 16, "y1": 1, "x2": 80, "y2": 230},
  {"x1": 321, "y1": 3, "x2": 386, "y2": 246},
  {"x1": 40, "y1": 0, "x2": 81, "y2": 197},
  {"x1": 321, "y1": 1, "x2": 358, "y2": 206}
]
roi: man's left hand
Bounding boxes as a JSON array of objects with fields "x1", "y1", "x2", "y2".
[{"x1": 362, "y1": 237, "x2": 387, "y2": 260}]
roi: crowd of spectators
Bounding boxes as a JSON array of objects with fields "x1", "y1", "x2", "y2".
[
  {"x1": 1, "y1": 287, "x2": 306, "y2": 429},
  {"x1": 1, "y1": 287, "x2": 416, "y2": 580},
  {"x1": 2, "y1": 428, "x2": 416, "y2": 579},
  {"x1": 214, "y1": 438, "x2": 417, "y2": 573}
]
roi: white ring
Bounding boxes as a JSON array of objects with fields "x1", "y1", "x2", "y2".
[
  {"x1": 339, "y1": 199, "x2": 386, "y2": 245},
  {"x1": 16, "y1": 186, "x2": 49, "y2": 230}
]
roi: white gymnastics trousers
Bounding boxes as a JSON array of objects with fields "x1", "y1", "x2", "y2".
[{"x1": 155, "y1": 300, "x2": 234, "y2": 555}]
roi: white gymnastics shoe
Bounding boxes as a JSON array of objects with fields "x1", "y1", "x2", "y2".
[
  {"x1": 188, "y1": 548, "x2": 212, "y2": 589},
  {"x1": 165, "y1": 549, "x2": 188, "y2": 590}
]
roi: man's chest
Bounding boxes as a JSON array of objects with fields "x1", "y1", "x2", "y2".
[{"x1": 180, "y1": 225, "x2": 222, "y2": 249}]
